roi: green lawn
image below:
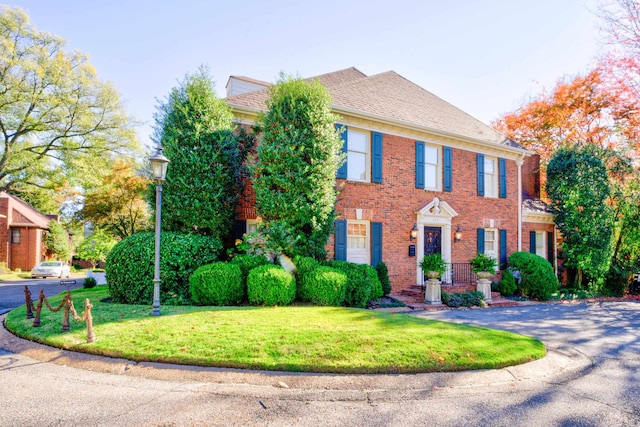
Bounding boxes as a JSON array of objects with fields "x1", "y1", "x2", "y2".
[{"x1": 5, "y1": 286, "x2": 546, "y2": 374}]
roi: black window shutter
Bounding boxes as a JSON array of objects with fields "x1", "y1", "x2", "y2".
[
  {"x1": 477, "y1": 154, "x2": 485, "y2": 196},
  {"x1": 371, "y1": 222, "x2": 382, "y2": 267},
  {"x1": 415, "y1": 141, "x2": 425, "y2": 189},
  {"x1": 443, "y1": 146, "x2": 452, "y2": 192},
  {"x1": 499, "y1": 157, "x2": 507, "y2": 198},
  {"x1": 477, "y1": 228, "x2": 485, "y2": 254},
  {"x1": 499, "y1": 229, "x2": 507, "y2": 270},
  {"x1": 334, "y1": 220, "x2": 347, "y2": 261},
  {"x1": 547, "y1": 231, "x2": 554, "y2": 263},
  {"x1": 530, "y1": 231, "x2": 536, "y2": 254},
  {"x1": 372, "y1": 132, "x2": 383, "y2": 183}
]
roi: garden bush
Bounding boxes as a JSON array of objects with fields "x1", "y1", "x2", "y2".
[
  {"x1": 293, "y1": 256, "x2": 320, "y2": 302},
  {"x1": 247, "y1": 264, "x2": 296, "y2": 306},
  {"x1": 189, "y1": 262, "x2": 244, "y2": 306},
  {"x1": 376, "y1": 261, "x2": 391, "y2": 296},
  {"x1": 508, "y1": 252, "x2": 558, "y2": 301},
  {"x1": 106, "y1": 232, "x2": 223, "y2": 305},
  {"x1": 83, "y1": 277, "x2": 97, "y2": 289},
  {"x1": 442, "y1": 291, "x2": 485, "y2": 308},
  {"x1": 324, "y1": 261, "x2": 383, "y2": 308},
  {"x1": 230, "y1": 253, "x2": 270, "y2": 284},
  {"x1": 303, "y1": 266, "x2": 347, "y2": 306},
  {"x1": 498, "y1": 269, "x2": 518, "y2": 296}
]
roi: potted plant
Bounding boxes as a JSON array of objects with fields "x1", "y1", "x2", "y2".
[
  {"x1": 470, "y1": 253, "x2": 498, "y2": 278},
  {"x1": 420, "y1": 253, "x2": 446, "y2": 280}
]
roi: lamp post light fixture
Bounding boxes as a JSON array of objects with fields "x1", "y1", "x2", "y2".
[
  {"x1": 409, "y1": 224, "x2": 418, "y2": 242},
  {"x1": 149, "y1": 147, "x2": 169, "y2": 316},
  {"x1": 454, "y1": 225, "x2": 463, "y2": 243}
]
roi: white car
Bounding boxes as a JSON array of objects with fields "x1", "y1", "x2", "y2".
[{"x1": 31, "y1": 261, "x2": 71, "y2": 279}]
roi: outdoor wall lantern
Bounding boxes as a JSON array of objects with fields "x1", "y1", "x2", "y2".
[
  {"x1": 409, "y1": 224, "x2": 418, "y2": 242},
  {"x1": 454, "y1": 225, "x2": 463, "y2": 243},
  {"x1": 149, "y1": 147, "x2": 169, "y2": 316}
]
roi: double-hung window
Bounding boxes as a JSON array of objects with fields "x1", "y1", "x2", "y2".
[
  {"x1": 483, "y1": 157, "x2": 497, "y2": 198},
  {"x1": 10, "y1": 229, "x2": 20, "y2": 244},
  {"x1": 347, "y1": 129, "x2": 369, "y2": 182},
  {"x1": 424, "y1": 145, "x2": 440, "y2": 190},
  {"x1": 346, "y1": 221, "x2": 370, "y2": 265},
  {"x1": 477, "y1": 154, "x2": 506, "y2": 198},
  {"x1": 416, "y1": 142, "x2": 451, "y2": 191}
]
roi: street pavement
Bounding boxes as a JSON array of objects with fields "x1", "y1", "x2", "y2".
[
  {"x1": 0, "y1": 282, "x2": 638, "y2": 426},
  {"x1": 0, "y1": 276, "x2": 85, "y2": 314}
]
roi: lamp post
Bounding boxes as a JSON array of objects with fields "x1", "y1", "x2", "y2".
[{"x1": 149, "y1": 147, "x2": 169, "y2": 316}]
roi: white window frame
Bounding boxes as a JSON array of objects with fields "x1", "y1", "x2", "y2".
[
  {"x1": 484, "y1": 228, "x2": 499, "y2": 268},
  {"x1": 347, "y1": 129, "x2": 370, "y2": 183},
  {"x1": 483, "y1": 156, "x2": 498, "y2": 198},
  {"x1": 535, "y1": 231, "x2": 546, "y2": 259},
  {"x1": 246, "y1": 219, "x2": 260, "y2": 235},
  {"x1": 346, "y1": 220, "x2": 370, "y2": 265},
  {"x1": 423, "y1": 144, "x2": 442, "y2": 191}
]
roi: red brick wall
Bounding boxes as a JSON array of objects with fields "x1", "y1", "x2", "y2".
[
  {"x1": 0, "y1": 198, "x2": 8, "y2": 268},
  {"x1": 10, "y1": 227, "x2": 44, "y2": 271},
  {"x1": 236, "y1": 131, "x2": 526, "y2": 293}
]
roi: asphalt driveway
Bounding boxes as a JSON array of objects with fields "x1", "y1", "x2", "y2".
[{"x1": 0, "y1": 298, "x2": 638, "y2": 426}]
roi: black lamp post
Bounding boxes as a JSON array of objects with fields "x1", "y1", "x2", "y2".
[{"x1": 149, "y1": 147, "x2": 169, "y2": 316}]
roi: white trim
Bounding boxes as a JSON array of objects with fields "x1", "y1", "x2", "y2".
[
  {"x1": 415, "y1": 197, "x2": 458, "y2": 285},
  {"x1": 517, "y1": 156, "x2": 523, "y2": 252}
]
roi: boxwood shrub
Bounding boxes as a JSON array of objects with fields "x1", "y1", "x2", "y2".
[
  {"x1": 376, "y1": 261, "x2": 392, "y2": 296},
  {"x1": 303, "y1": 266, "x2": 347, "y2": 306},
  {"x1": 189, "y1": 262, "x2": 244, "y2": 306},
  {"x1": 324, "y1": 261, "x2": 383, "y2": 308},
  {"x1": 230, "y1": 254, "x2": 270, "y2": 285},
  {"x1": 293, "y1": 256, "x2": 320, "y2": 302},
  {"x1": 498, "y1": 268, "x2": 518, "y2": 296},
  {"x1": 247, "y1": 264, "x2": 296, "y2": 306},
  {"x1": 106, "y1": 232, "x2": 223, "y2": 305},
  {"x1": 508, "y1": 251, "x2": 558, "y2": 301},
  {"x1": 442, "y1": 291, "x2": 485, "y2": 308}
]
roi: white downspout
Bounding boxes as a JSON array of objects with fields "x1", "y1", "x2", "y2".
[{"x1": 517, "y1": 155, "x2": 525, "y2": 252}]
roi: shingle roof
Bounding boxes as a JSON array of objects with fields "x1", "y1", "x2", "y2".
[
  {"x1": 0, "y1": 192, "x2": 51, "y2": 228},
  {"x1": 227, "y1": 67, "x2": 522, "y2": 149},
  {"x1": 523, "y1": 196, "x2": 553, "y2": 214}
]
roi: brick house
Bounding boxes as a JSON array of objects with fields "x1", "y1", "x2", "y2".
[
  {"x1": 0, "y1": 192, "x2": 58, "y2": 272},
  {"x1": 226, "y1": 68, "x2": 555, "y2": 293}
]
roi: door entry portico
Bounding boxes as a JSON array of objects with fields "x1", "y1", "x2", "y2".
[{"x1": 424, "y1": 227, "x2": 441, "y2": 256}]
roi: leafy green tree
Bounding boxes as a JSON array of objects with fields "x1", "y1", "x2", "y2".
[
  {"x1": 76, "y1": 229, "x2": 117, "y2": 269},
  {"x1": 45, "y1": 220, "x2": 70, "y2": 261},
  {"x1": 253, "y1": 74, "x2": 344, "y2": 259},
  {"x1": 546, "y1": 145, "x2": 614, "y2": 287},
  {"x1": 153, "y1": 66, "x2": 253, "y2": 239},
  {"x1": 0, "y1": 7, "x2": 140, "y2": 214},
  {"x1": 78, "y1": 159, "x2": 151, "y2": 239}
]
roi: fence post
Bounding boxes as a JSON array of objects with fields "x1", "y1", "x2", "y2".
[
  {"x1": 33, "y1": 289, "x2": 44, "y2": 327},
  {"x1": 61, "y1": 291, "x2": 71, "y2": 332},
  {"x1": 85, "y1": 299, "x2": 95, "y2": 343},
  {"x1": 24, "y1": 285, "x2": 34, "y2": 319}
]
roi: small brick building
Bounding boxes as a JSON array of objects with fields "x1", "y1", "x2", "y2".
[
  {"x1": 0, "y1": 192, "x2": 57, "y2": 272},
  {"x1": 226, "y1": 68, "x2": 555, "y2": 293}
]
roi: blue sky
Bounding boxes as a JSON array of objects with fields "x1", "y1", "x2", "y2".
[{"x1": 12, "y1": 0, "x2": 602, "y2": 149}]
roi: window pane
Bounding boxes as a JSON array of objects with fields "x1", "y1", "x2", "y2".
[
  {"x1": 348, "y1": 152, "x2": 367, "y2": 181},
  {"x1": 484, "y1": 158, "x2": 494, "y2": 174},
  {"x1": 425, "y1": 164, "x2": 437, "y2": 188},
  {"x1": 425, "y1": 146, "x2": 438, "y2": 165},
  {"x1": 348, "y1": 130, "x2": 368, "y2": 152}
]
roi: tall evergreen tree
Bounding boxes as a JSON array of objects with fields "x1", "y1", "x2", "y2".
[{"x1": 253, "y1": 74, "x2": 344, "y2": 259}]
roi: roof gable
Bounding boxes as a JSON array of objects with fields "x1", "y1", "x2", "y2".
[
  {"x1": 0, "y1": 192, "x2": 52, "y2": 229},
  {"x1": 227, "y1": 67, "x2": 522, "y2": 150}
]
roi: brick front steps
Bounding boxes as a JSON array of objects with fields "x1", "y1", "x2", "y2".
[{"x1": 392, "y1": 285, "x2": 521, "y2": 311}]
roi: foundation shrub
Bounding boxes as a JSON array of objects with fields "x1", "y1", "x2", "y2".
[
  {"x1": 324, "y1": 261, "x2": 383, "y2": 308},
  {"x1": 303, "y1": 266, "x2": 347, "y2": 306},
  {"x1": 189, "y1": 262, "x2": 244, "y2": 306},
  {"x1": 498, "y1": 268, "x2": 518, "y2": 296},
  {"x1": 508, "y1": 252, "x2": 558, "y2": 301},
  {"x1": 247, "y1": 264, "x2": 296, "y2": 306},
  {"x1": 376, "y1": 261, "x2": 391, "y2": 296},
  {"x1": 294, "y1": 256, "x2": 320, "y2": 302}
]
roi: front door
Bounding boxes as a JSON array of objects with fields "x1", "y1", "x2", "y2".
[{"x1": 424, "y1": 226, "x2": 442, "y2": 255}]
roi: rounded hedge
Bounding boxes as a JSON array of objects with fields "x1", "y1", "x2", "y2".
[
  {"x1": 247, "y1": 264, "x2": 295, "y2": 306},
  {"x1": 508, "y1": 251, "x2": 558, "y2": 301},
  {"x1": 230, "y1": 253, "x2": 270, "y2": 285},
  {"x1": 324, "y1": 260, "x2": 383, "y2": 308},
  {"x1": 189, "y1": 262, "x2": 244, "y2": 306},
  {"x1": 106, "y1": 232, "x2": 223, "y2": 305},
  {"x1": 293, "y1": 256, "x2": 320, "y2": 302},
  {"x1": 304, "y1": 266, "x2": 347, "y2": 306}
]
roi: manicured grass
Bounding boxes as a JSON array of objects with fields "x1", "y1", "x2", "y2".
[{"x1": 5, "y1": 286, "x2": 546, "y2": 374}]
